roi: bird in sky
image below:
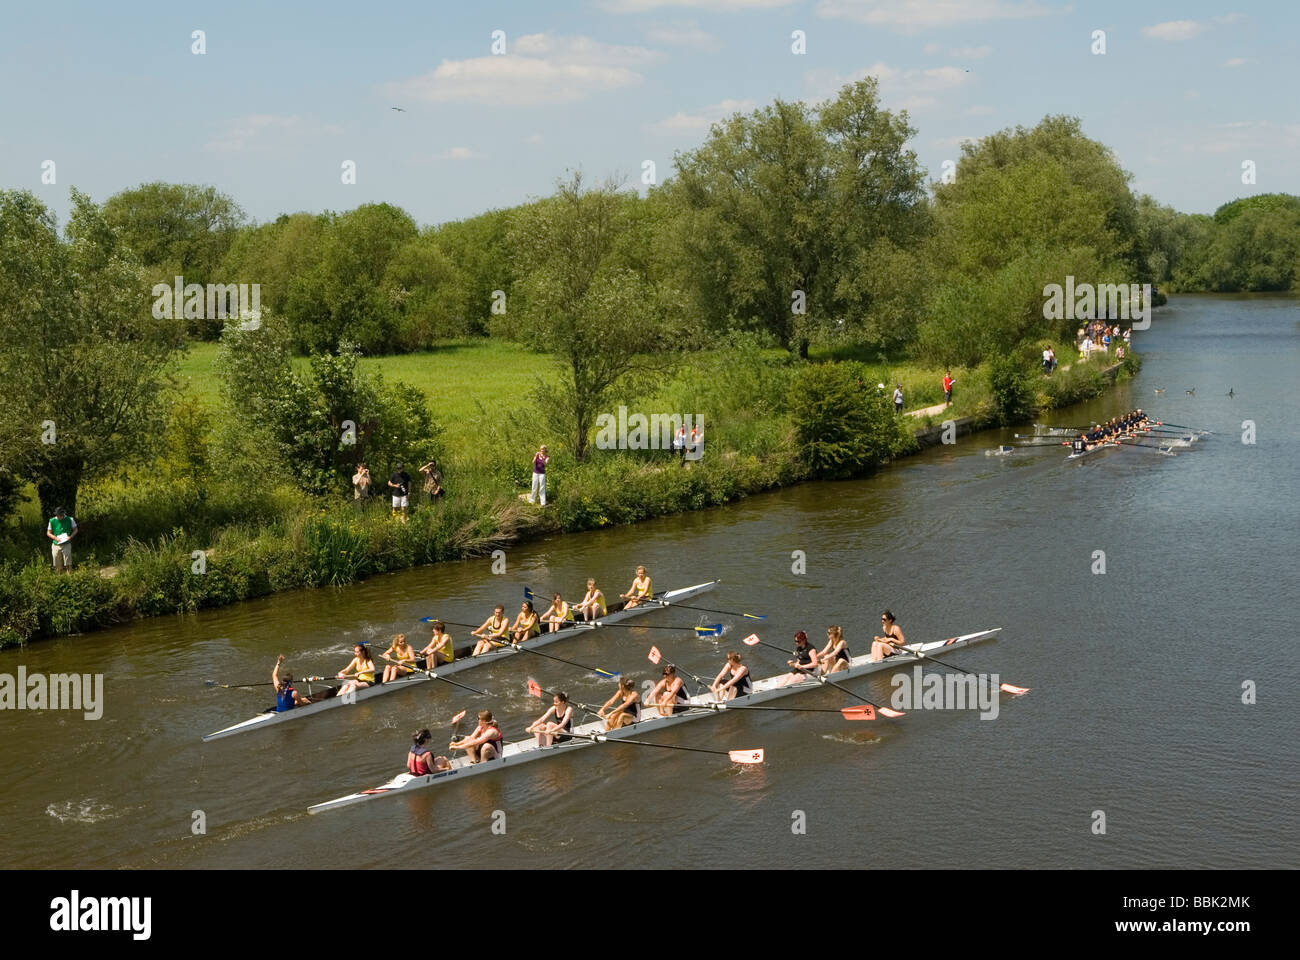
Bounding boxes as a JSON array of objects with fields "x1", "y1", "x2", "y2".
[
  {"x1": 1185, "y1": 387, "x2": 1196, "y2": 396},
  {"x1": 391, "y1": 106, "x2": 406, "y2": 112}
]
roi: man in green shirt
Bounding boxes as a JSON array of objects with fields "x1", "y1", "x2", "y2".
[{"x1": 46, "y1": 507, "x2": 77, "y2": 572}]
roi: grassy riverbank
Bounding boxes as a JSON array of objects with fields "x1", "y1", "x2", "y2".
[{"x1": 0, "y1": 338, "x2": 1139, "y2": 648}]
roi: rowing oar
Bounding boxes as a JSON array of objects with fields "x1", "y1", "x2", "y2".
[
  {"x1": 740, "y1": 634, "x2": 903, "y2": 718},
  {"x1": 490, "y1": 639, "x2": 620, "y2": 679},
  {"x1": 557, "y1": 731, "x2": 765, "y2": 764},
  {"x1": 447, "y1": 708, "x2": 467, "y2": 746},
  {"x1": 645, "y1": 597, "x2": 767, "y2": 621},
  {"x1": 428, "y1": 611, "x2": 723, "y2": 636},
  {"x1": 526, "y1": 679, "x2": 607, "y2": 723},
  {"x1": 379, "y1": 655, "x2": 495, "y2": 697},
  {"x1": 909, "y1": 648, "x2": 1029, "y2": 696},
  {"x1": 204, "y1": 675, "x2": 332, "y2": 689},
  {"x1": 1151, "y1": 420, "x2": 1210, "y2": 433},
  {"x1": 647, "y1": 645, "x2": 713, "y2": 692}
]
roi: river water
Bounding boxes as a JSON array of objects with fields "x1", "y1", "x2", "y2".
[{"x1": 2, "y1": 294, "x2": 1296, "y2": 869}]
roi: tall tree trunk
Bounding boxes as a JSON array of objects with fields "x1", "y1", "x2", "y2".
[{"x1": 36, "y1": 459, "x2": 84, "y2": 520}]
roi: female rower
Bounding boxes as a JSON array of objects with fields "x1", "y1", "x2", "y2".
[
  {"x1": 574, "y1": 579, "x2": 606, "y2": 621},
  {"x1": 450, "y1": 710, "x2": 503, "y2": 764},
  {"x1": 471, "y1": 605, "x2": 511, "y2": 656},
  {"x1": 527, "y1": 692, "x2": 575, "y2": 747},
  {"x1": 869, "y1": 611, "x2": 906, "y2": 662},
  {"x1": 620, "y1": 566, "x2": 653, "y2": 609},
  {"x1": 599, "y1": 677, "x2": 641, "y2": 730},
  {"x1": 408, "y1": 729, "x2": 451, "y2": 776},
  {"x1": 381, "y1": 634, "x2": 418, "y2": 682},
  {"x1": 511, "y1": 601, "x2": 540, "y2": 643},
  {"x1": 786, "y1": 631, "x2": 819, "y2": 681},
  {"x1": 647, "y1": 664, "x2": 689, "y2": 717},
  {"x1": 818, "y1": 625, "x2": 850, "y2": 676},
  {"x1": 710, "y1": 651, "x2": 751, "y2": 701},
  {"x1": 419, "y1": 621, "x2": 455, "y2": 669},
  {"x1": 273, "y1": 654, "x2": 312, "y2": 711},
  {"x1": 336, "y1": 643, "x2": 376, "y2": 697},
  {"x1": 540, "y1": 593, "x2": 573, "y2": 633}
]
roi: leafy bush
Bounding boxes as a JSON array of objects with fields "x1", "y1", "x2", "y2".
[
  {"x1": 986, "y1": 353, "x2": 1038, "y2": 425},
  {"x1": 788, "y1": 363, "x2": 917, "y2": 479}
]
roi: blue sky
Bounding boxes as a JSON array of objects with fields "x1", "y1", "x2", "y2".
[{"x1": 2, "y1": 0, "x2": 1294, "y2": 229}]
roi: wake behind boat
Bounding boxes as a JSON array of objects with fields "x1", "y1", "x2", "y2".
[
  {"x1": 307, "y1": 627, "x2": 1003, "y2": 813},
  {"x1": 201, "y1": 579, "x2": 719, "y2": 741}
]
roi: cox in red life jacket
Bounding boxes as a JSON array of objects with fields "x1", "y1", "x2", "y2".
[{"x1": 408, "y1": 729, "x2": 449, "y2": 776}]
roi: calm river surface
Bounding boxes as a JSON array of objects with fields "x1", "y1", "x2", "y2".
[{"x1": 3, "y1": 294, "x2": 1296, "y2": 869}]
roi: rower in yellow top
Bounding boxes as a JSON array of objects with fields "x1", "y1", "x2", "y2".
[
  {"x1": 449, "y1": 710, "x2": 503, "y2": 764},
  {"x1": 574, "y1": 579, "x2": 607, "y2": 622},
  {"x1": 869, "y1": 610, "x2": 906, "y2": 662},
  {"x1": 620, "y1": 566, "x2": 653, "y2": 609},
  {"x1": 817, "y1": 625, "x2": 851, "y2": 676},
  {"x1": 470, "y1": 605, "x2": 510, "y2": 656},
  {"x1": 336, "y1": 643, "x2": 376, "y2": 698},
  {"x1": 526, "y1": 691, "x2": 575, "y2": 747},
  {"x1": 511, "y1": 600, "x2": 541, "y2": 643},
  {"x1": 710, "y1": 651, "x2": 751, "y2": 701},
  {"x1": 647, "y1": 664, "x2": 689, "y2": 717},
  {"x1": 540, "y1": 593, "x2": 574, "y2": 633},
  {"x1": 419, "y1": 621, "x2": 455, "y2": 669},
  {"x1": 381, "y1": 634, "x2": 418, "y2": 682}
]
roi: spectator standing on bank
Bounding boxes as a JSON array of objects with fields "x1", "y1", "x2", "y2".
[
  {"x1": 352, "y1": 463, "x2": 371, "y2": 501},
  {"x1": 420, "y1": 460, "x2": 444, "y2": 504},
  {"x1": 47, "y1": 506, "x2": 77, "y2": 573},
  {"x1": 893, "y1": 384, "x2": 904, "y2": 414},
  {"x1": 943, "y1": 371, "x2": 955, "y2": 405},
  {"x1": 388, "y1": 463, "x2": 412, "y2": 521},
  {"x1": 528, "y1": 445, "x2": 549, "y2": 507}
]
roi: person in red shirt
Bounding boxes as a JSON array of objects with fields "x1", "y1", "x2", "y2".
[{"x1": 942, "y1": 371, "x2": 955, "y2": 406}]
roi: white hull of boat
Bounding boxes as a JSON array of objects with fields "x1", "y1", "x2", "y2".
[
  {"x1": 307, "y1": 627, "x2": 1003, "y2": 813},
  {"x1": 202, "y1": 581, "x2": 719, "y2": 741}
]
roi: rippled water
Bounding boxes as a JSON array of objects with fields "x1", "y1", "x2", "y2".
[{"x1": 2, "y1": 294, "x2": 1295, "y2": 868}]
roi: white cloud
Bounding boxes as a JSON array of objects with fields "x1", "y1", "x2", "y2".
[
  {"x1": 644, "y1": 19, "x2": 721, "y2": 51},
  {"x1": 923, "y1": 41, "x2": 941, "y2": 54},
  {"x1": 1185, "y1": 121, "x2": 1300, "y2": 156},
  {"x1": 931, "y1": 134, "x2": 976, "y2": 148},
  {"x1": 815, "y1": 0, "x2": 1054, "y2": 29},
  {"x1": 204, "y1": 114, "x2": 342, "y2": 153},
  {"x1": 652, "y1": 98, "x2": 757, "y2": 133},
  {"x1": 385, "y1": 34, "x2": 660, "y2": 105},
  {"x1": 434, "y1": 147, "x2": 478, "y2": 160},
  {"x1": 805, "y1": 62, "x2": 972, "y2": 111},
  {"x1": 1140, "y1": 20, "x2": 1207, "y2": 41},
  {"x1": 1222, "y1": 57, "x2": 1248, "y2": 67},
  {"x1": 950, "y1": 45, "x2": 992, "y2": 58},
  {"x1": 599, "y1": 0, "x2": 794, "y2": 11},
  {"x1": 965, "y1": 104, "x2": 994, "y2": 116}
]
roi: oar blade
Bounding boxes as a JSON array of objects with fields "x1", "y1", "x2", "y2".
[
  {"x1": 648, "y1": 645, "x2": 662, "y2": 664},
  {"x1": 740, "y1": 613, "x2": 767, "y2": 621},
  {"x1": 523, "y1": 586, "x2": 538, "y2": 601},
  {"x1": 593, "y1": 668, "x2": 621, "y2": 679},
  {"x1": 450, "y1": 709, "x2": 467, "y2": 724},
  {"x1": 999, "y1": 682, "x2": 1030, "y2": 696},
  {"x1": 694, "y1": 624, "x2": 723, "y2": 636},
  {"x1": 527, "y1": 678, "x2": 542, "y2": 698},
  {"x1": 742, "y1": 633, "x2": 762, "y2": 646},
  {"x1": 729, "y1": 749, "x2": 765, "y2": 764},
  {"x1": 841, "y1": 705, "x2": 876, "y2": 720},
  {"x1": 878, "y1": 706, "x2": 906, "y2": 719}
]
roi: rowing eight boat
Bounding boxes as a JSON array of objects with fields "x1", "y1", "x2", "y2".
[
  {"x1": 307, "y1": 627, "x2": 1003, "y2": 813},
  {"x1": 202, "y1": 580, "x2": 719, "y2": 742}
]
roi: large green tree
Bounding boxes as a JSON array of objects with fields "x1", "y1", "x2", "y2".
[
  {"x1": 508, "y1": 173, "x2": 684, "y2": 460},
  {"x1": 0, "y1": 189, "x2": 182, "y2": 518},
  {"x1": 217, "y1": 316, "x2": 439, "y2": 495}
]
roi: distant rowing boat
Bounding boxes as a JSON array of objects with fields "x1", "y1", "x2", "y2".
[
  {"x1": 307, "y1": 627, "x2": 1003, "y2": 813},
  {"x1": 201, "y1": 580, "x2": 719, "y2": 741}
]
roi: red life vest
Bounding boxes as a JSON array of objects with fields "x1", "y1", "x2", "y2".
[{"x1": 408, "y1": 746, "x2": 435, "y2": 776}]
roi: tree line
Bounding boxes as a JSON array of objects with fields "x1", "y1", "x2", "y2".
[{"x1": 3, "y1": 79, "x2": 1294, "y2": 530}]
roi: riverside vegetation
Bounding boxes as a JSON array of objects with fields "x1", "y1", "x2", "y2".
[{"x1": 0, "y1": 82, "x2": 1199, "y2": 647}]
